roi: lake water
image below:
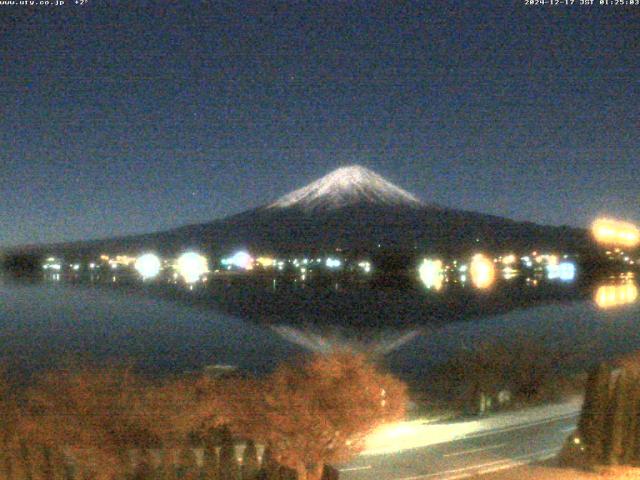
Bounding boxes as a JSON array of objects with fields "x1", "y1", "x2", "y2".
[
  {"x1": 0, "y1": 279, "x2": 301, "y2": 378},
  {"x1": 1, "y1": 277, "x2": 639, "y2": 382}
]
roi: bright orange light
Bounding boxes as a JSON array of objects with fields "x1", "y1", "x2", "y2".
[
  {"x1": 501, "y1": 254, "x2": 516, "y2": 265},
  {"x1": 256, "y1": 256, "x2": 275, "y2": 268},
  {"x1": 418, "y1": 259, "x2": 444, "y2": 291},
  {"x1": 109, "y1": 255, "x2": 136, "y2": 266},
  {"x1": 592, "y1": 218, "x2": 640, "y2": 248},
  {"x1": 470, "y1": 254, "x2": 496, "y2": 289},
  {"x1": 594, "y1": 283, "x2": 639, "y2": 310}
]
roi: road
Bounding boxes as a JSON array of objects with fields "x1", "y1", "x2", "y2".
[{"x1": 339, "y1": 399, "x2": 582, "y2": 480}]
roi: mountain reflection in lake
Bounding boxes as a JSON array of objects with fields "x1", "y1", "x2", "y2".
[
  {"x1": 270, "y1": 325, "x2": 422, "y2": 356},
  {"x1": 1, "y1": 275, "x2": 640, "y2": 386}
]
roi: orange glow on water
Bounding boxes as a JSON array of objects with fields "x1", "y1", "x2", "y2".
[{"x1": 594, "y1": 282, "x2": 639, "y2": 309}]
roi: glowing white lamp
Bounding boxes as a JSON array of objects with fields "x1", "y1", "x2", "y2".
[
  {"x1": 325, "y1": 258, "x2": 342, "y2": 269},
  {"x1": 546, "y1": 261, "x2": 576, "y2": 282},
  {"x1": 135, "y1": 253, "x2": 161, "y2": 280},
  {"x1": 229, "y1": 251, "x2": 253, "y2": 270},
  {"x1": 418, "y1": 259, "x2": 444, "y2": 291},
  {"x1": 176, "y1": 252, "x2": 209, "y2": 283}
]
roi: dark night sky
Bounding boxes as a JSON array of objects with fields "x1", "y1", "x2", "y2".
[{"x1": 1, "y1": 1, "x2": 638, "y2": 247}]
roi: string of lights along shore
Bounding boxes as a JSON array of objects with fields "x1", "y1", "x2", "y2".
[{"x1": 39, "y1": 215, "x2": 639, "y2": 309}]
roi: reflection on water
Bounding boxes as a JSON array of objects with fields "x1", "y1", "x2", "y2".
[
  {"x1": 594, "y1": 281, "x2": 639, "y2": 310},
  {"x1": 387, "y1": 294, "x2": 640, "y2": 387},
  {"x1": 502, "y1": 267, "x2": 518, "y2": 280},
  {"x1": 3, "y1": 272, "x2": 640, "y2": 385},
  {"x1": 271, "y1": 325, "x2": 422, "y2": 356}
]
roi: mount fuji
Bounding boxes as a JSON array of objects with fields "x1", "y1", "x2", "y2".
[
  {"x1": 8, "y1": 165, "x2": 590, "y2": 258},
  {"x1": 149, "y1": 165, "x2": 588, "y2": 255},
  {"x1": 268, "y1": 165, "x2": 425, "y2": 211}
]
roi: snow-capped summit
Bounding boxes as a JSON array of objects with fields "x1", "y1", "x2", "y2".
[{"x1": 268, "y1": 165, "x2": 424, "y2": 211}]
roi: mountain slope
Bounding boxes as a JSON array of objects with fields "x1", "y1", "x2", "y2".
[{"x1": 4, "y1": 165, "x2": 591, "y2": 258}]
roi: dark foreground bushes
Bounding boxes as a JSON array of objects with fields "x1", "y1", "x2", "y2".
[
  {"x1": 0, "y1": 351, "x2": 407, "y2": 480},
  {"x1": 0, "y1": 436, "x2": 330, "y2": 480}
]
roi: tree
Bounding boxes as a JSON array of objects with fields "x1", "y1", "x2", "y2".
[
  {"x1": 575, "y1": 354, "x2": 640, "y2": 467},
  {"x1": 0, "y1": 374, "x2": 22, "y2": 480},
  {"x1": 132, "y1": 449, "x2": 154, "y2": 480},
  {"x1": 320, "y1": 464, "x2": 339, "y2": 480},
  {"x1": 170, "y1": 447, "x2": 197, "y2": 479},
  {"x1": 23, "y1": 367, "x2": 162, "y2": 480},
  {"x1": 578, "y1": 362, "x2": 612, "y2": 464},
  {"x1": 621, "y1": 377, "x2": 640, "y2": 464},
  {"x1": 258, "y1": 444, "x2": 280, "y2": 480},
  {"x1": 441, "y1": 334, "x2": 587, "y2": 410},
  {"x1": 202, "y1": 438, "x2": 219, "y2": 480},
  {"x1": 210, "y1": 351, "x2": 407, "y2": 480},
  {"x1": 219, "y1": 425, "x2": 239, "y2": 480},
  {"x1": 18, "y1": 439, "x2": 34, "y2": 480},
  {"x1": 201, "y1": 428, "x2": 220, "y2": 480},
  {"x1": 603, "y1": 372, "x2": 631, "y2": 464},
  {"x1": 142, "y1": 375, "x2": 212, "y2": 447},
  {"x1": 242, "y1": 440, "x2": 259, "y2": 480}
]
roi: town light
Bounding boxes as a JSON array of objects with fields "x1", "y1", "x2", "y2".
[
  {"x1": 176, "y1": 252, "x2": 209, "y2": 283},
  {"x1": 42, "y1": 257, "x2": 62, "y2": 271},
  {"x1": 256, "y1": 256, "x2": 275, "y2": 268},
  {"x1": 325, "y1": 257, "x2": 342, "y2": 269},
  {"x1": 546, "y1": 261, "x2": 576, "y2": 282},
  {"x1": 134, "y1": 253, "x2": 161, "y2": 280},
  {"x1": 501, "y1": 254, "x2": 516, "y2": 265},
  {"x1": 592, "y1": 218, "x2": 640, "y2": 248},
  {"x1": 358, "y1": 261, "x2": 372, "y2": 274},
  {"x1": 418, "y1": 259, "x2": 444, "y2": 291},
  {"x1": 470, "y1": 254, "x2": 496, "y2": 289},
  {"x1": 222, "y1": 251, "x2": 253, "y2": 270}
]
